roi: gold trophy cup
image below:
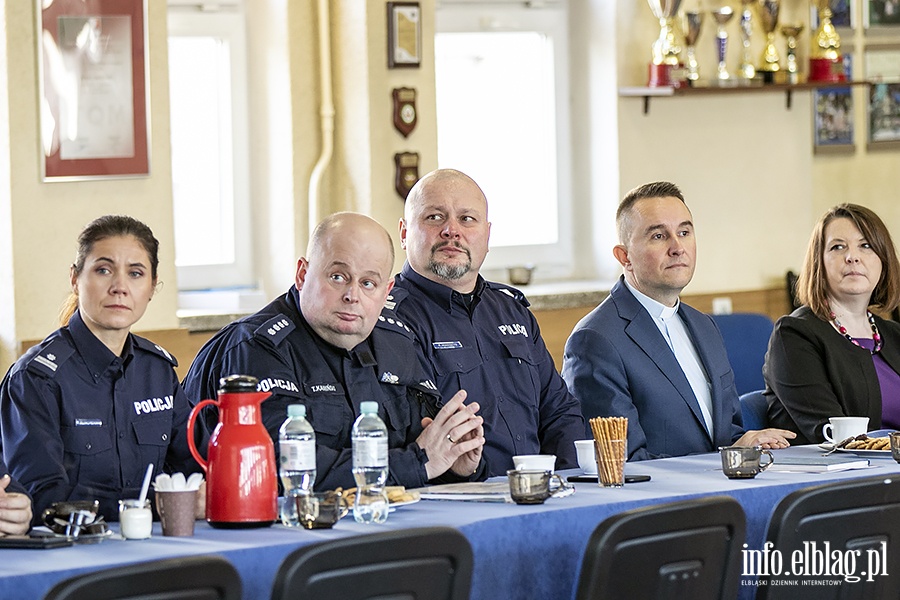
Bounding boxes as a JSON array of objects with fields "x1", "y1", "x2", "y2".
[
  {"x1": 809, "y1": 0, "x2": 845, "y2": 82},
  {"x1": 756, "y1": 0, "x2": 781, "y2": 83},
  {"x1": 646, "y1": 0, "x2": 685, "y2": 87},
  {"x1": 781, "y1": 24, "x2": 804, "y2": 84},
  {"x1": 682, "y1": 11, "x2": 704, "y2": 84}
]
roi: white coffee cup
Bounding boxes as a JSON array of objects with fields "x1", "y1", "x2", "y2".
[
  {"x1": 822, "y1": 416, "x2": 870, "y2": 444},
  {"x1": 512, "y1": 454, "x2": 556, "y2": 472},
  {"x1": 574, "y1": 440, "x2": 598, "y2": 475}
]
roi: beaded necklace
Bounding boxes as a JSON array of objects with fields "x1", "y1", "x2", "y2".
[{"x1": 829, "y1": 310, "x2": 882, "y2": 354}]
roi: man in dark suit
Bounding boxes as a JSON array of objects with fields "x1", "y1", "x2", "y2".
[{"x1": 561, "y1": 181, "x2": 794, "y2": 460}]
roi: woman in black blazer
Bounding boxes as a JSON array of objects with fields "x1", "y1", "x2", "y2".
[{"x1": 765, "y1": 204, "x2": 900, "y2": 444}]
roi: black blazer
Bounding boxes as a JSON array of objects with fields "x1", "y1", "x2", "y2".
[{"x1": 764, "y1": 306, "x2": 900, "y2": 444}]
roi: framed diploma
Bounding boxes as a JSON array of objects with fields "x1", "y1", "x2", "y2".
[
  {"x1": 387, "y1": 2, "x2": 421, "y2": 69},
  {"x1": 37, "y1": 0, "x2": 150, "y2": 180}
]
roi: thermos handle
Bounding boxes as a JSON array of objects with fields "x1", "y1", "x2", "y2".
[{"x1": 187, "y1": 399, "x2": 218, "y2": 471}]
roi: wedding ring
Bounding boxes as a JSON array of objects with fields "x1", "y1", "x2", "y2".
[{"x1": 447, "y1": 434, "x2": 456, "y2": 444}]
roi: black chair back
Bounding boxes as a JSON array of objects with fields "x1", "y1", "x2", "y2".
[
  {"x1": 575, "y1": 496, "x2": 745, "y2": 600},
  {"x1": 757, "y1": 475, "x2": 900, "y2": 599},
  {"x1": 44, "y1": 555, "x2": 241, "y2": 600},
  {"x1": 270, "y1": 527, "x2": 473, "y2": 600}
]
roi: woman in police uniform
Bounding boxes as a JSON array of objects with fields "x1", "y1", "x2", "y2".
[{"x1": 0, "y1": 215, "x2": 202, "y2": 523}]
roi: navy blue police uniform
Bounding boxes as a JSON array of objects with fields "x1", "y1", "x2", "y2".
[
  {"x1": 390, "y1": 263, "x2": 585, "y2": 476},
  {"x1": 182, "y1": 287, "x2": 486, "y2": 492},
  {"x1": 0, "y1": 310, "x2": 202, "y2": 523},
  {"x1": 0, "y1": 457, "x2": 28, "y2": 497}
]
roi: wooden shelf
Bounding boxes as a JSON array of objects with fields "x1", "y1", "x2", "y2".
[{"x1": 620, "y1": 80, "x2": 872, "y2": 114}]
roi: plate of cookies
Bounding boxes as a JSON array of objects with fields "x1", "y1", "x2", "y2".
[
  {"x1": 835, "y1": 433, "x2": 893, "y2": 457},
  {"x1": 338, "y1": 486, "x2": 421, "y2": 507}
]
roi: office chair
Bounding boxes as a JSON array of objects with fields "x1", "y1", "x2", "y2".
[
  {"x1": 709, "y1": 313, "x2": 774, "y2": 395},
  {"x1": 44, "y1": 555, "x2": 241, "y2": 600},
  {"x1": 739, "y1": 390, "x2": 769, "y2": 430},
  {"x1": 757, "y1": 476, "x2": 900, "y2": 599},
  {"x1": 270, "y1": 527, "x2": 473, "y2": 600},
  {"x1": 575, "y1": 496, "x2": 745, "y2": 600},
  {"x1": 785, "y1": 270, "x2": 800, "y2": 310}
]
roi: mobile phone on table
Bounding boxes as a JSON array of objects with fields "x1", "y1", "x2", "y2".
[
  {"x1": 566, "y1": 474, "x2": 651, "y2": 484},
  {"x1": 0, "y1": 534, "x2": 73, "y2": 549}
]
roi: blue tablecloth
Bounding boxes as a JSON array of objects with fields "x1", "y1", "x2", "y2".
[{"x1": 1, "y1": 446, "x2": 896, "y2": 600}]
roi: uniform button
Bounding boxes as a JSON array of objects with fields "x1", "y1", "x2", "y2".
[
  {"x1": 119, "y1": 432, "x2": 125, "y2": 439},
  {"x1": 516, "y1": 435, "x2": 522, "y2": 441},
  {"x1": 85, "y1": 443, "x2": 92, "y2": 450},
  {"x1": 126, "y1": 481, "x2": 132, "y2": 486},
  {"x1": 161, "y1": 433, "x2": 168, "y2": 441}
]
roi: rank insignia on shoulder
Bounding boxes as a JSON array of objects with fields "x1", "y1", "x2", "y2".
[
  {"x1": 376, "y1": 314, "x2": 413, "y2": 335},
  {"x1": 255, "y1": 315, "x2": 295, "y2": 345},
  {"x1": 26, "y1": 340, "x2": 74, "y2": 377},
  {"x1": 380, "y1": 371, "x2": 400, "y2": 385},
  {"x1": 133, "y1": 337, "x2": 178, "y2": 366}
]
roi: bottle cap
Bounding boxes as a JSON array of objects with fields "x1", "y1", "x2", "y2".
[
  {"x1": 360, "y1": 401, "x2": 378, "y2": 414},
  {"x1": 287, "y1": 404, "x2": 306, "y2": 418}
]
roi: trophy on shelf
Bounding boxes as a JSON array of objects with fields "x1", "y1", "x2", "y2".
[
  {"x1": 756, "y1": 0, "x2": 781, "y2": 83},
  {"x1": 781, "y1": 24, "x2": 804, "y2": 84},
  {"x1": 739, "y1": 0, "x2": 757, "y2": 80},
  {"x1": 682, "y1": 11, "x2": 704, "y2": 84},
  {"x1": 711, "y1": 6, "x2": 735, "y2": 84},
  {"x1": 646, "y1": 0, "x2": 684, "y2": 88},
  {"x1": 809, "y1": 0, "x2": 845, "y2": 82}
]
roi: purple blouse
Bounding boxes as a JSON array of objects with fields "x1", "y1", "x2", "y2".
[{"x1": 855, "y1": 337, "x2": 900, "y2": 429}]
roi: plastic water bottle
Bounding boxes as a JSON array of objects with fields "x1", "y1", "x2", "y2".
[
  {"x1": 352, "y1": 401, "x2": 389, "y2": 524},
  {"x1": 279, "y1": 404, "x2": 316, "y2": 527}
]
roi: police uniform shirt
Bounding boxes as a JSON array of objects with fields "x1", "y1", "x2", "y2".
[
  {"x1": 0, "y1": 310, "x2": 201, "y2": 523},
  {"x1": 390, "y1": 263, "x2": 585, "y2": 476},
  {"x1": 0, "y1": 457, "x2": 28, "y2": 497},
  {"x1": 182, "y1": 287, "x2": 479, "y2": 492}
]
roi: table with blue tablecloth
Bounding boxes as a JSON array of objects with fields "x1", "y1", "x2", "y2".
[{"x1": 0, "y1": 446, "x2": 896, "y2": 600}]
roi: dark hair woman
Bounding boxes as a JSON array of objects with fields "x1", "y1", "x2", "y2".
[{"x1": 0, "y1": 215, "x2": 204, "y2": 523}]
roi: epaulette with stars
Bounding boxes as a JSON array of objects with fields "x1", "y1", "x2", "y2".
[
  {"x1": 375, "y1": 310, "x2": 415, "y2": 340},
  {"x1": 25, "y1": 339, "x2": 75, "y2": 378},
  {"x1": 252, "y1": 315, "x2": 296, "y2": 347},
  {"x1": 485, "y1": 281, "x2": 531, "y2": 308},
  {"x1": 133, "y1": 335, "x2": 179, "y2": 367}
]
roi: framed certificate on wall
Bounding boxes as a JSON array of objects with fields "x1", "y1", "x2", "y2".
[
  {"x1": 37, "y1": 0, "x2": 149, "y2": 180},
  {"x1": 387, "y1": 2, "x2": 421, "y2": 69}
]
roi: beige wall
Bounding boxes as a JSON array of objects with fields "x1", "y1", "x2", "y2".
[
  {"x1": 1, "y1": 0, "x2": 180, "y2": 369},
  {"x1": 613, "y1": 1, "x2": 900, "y2": 296},
  {"x1": 1, "y1": 0, "x2": 896, "y2": 370}
]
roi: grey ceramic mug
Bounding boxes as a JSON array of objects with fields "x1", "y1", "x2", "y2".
[{"x1": 719, "y1": 445, "x2": 774, "y2": 479}]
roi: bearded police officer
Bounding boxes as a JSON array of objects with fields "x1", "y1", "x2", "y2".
[
  {"x1": 183, "y1": 213, "x2": 486, "y2": 491},
  {"x1": 391, "y1": 169, "x2": 584, "y2": 476}
]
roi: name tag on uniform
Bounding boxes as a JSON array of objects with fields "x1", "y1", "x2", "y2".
[
  {"x1": 75, "y1": 419, "x2": 102, "y2": 427},
  {"x1": 432, "y1": 341, "x2": 463, "y2": 350}
]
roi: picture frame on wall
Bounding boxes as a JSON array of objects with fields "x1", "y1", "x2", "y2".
[
  {"x1": 813, "y1": 54, "x2": 854, "y2": 154},
  {"x1": 865, "y1": 0, "x2": 900, "y2": 28},
  {"x1": 811, "y1": 0, "x2": 854, "y2": 29},
  {"x1": 813, "y1": 88, "x2": 855, "y2": 153},
  {"x1": 864, "y1": 46, "x2": 900, "y2": 149},
  {"x1": 37, "y1": 0, "x2": 149, "y2": 180},
  {"x1": 387, "y1": 2, "x2": 421, "y2": 69}
]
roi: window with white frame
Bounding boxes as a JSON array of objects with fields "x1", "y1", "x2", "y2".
[
  {"x1": 434, "y1": 0, "x2": 572, "y2": 280},
  {"x1": 167, "y1": 1, "x2": 253, "y2": 292}
]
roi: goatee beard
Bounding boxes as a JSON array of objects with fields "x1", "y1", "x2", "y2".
[{"x1": 429, "y1": 242, "x2": 471, "y2": 281}]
